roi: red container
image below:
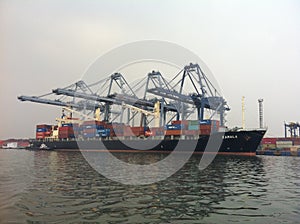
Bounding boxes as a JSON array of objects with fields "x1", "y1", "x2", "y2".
[
  {"x1": 293, "y1": 139, "x2": 300, "y2": 145},
  {"x1": 200, "y1": 124, "x2": 212, "y2": 129},
  {"x1": 148, "y1": 127, "x2": 164, "y2": 136},
  {"x1": 36, "y1": 124, "x2": 52, "y2": 129},
  {"x1": 165, "y1": 130, "x2": 182, "y2": 136},
  {"x1": 82, "y1": 120, "x2": 97, "y2": 126},
  {"x1": 200, "y1": 129, "x2": 210, "y2": 135},
  {"x1": 130, "y1": 127, "x2": 144, "y2": 136},
  {"x1": 261, "y1": 138, "x2": 277, "y2": 144},
  {"x1": 183, "y1": 130, "x2": 198, "y2": 135},
  {"x1": 82, "y1": 128, "x2": 97, "y2": 134},
  {"x1": 58, "y1": 127, "x2": 74, "y2": 138},
  {"x1": 59, "y1": 126, "x2": 74, "y2": 133},
  {"x1": 123, "y1": 126, "x2": 133, "y2": 137},
  {"x1": 172, "y1": 120, "x2": 189, "y2": 126},
  {"x1": 36, "y1": 133, "x2": 48, "y2": 139},
  {"x1": 58, "y1": 133, "x2": 70, "y2": 139}
]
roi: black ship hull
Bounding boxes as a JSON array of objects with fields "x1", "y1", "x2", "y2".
[{"x1": 29, "y1": 130, "x2": 266, "y2": 155}]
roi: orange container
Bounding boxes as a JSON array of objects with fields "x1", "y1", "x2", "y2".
[{"x1": 165, "y1": 130, "x2": 182, "y2": 136}]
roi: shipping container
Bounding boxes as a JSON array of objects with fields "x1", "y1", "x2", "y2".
[
  {"x1": 199, "y1": 120, "x2": 211, "y2": 125},
  {"x1": 261, "y1": 138, "x2": 277, "y2": 144},
  {"x1": 83, "y1": 132, "x2": 99, "y2": 138},
  {"x1": 261, "y1": 144, "x2": 276, "y2": 150},
  {"x1": 36, "y1": 128, "x2": 48, "y2": 132},
  {"x1": 200, "y1": 124, "x2": 212, "y2": 130},
  {"x1": 183, "y1": 130, "x2": 198, "y2": 135},
  {"x1": 82, "y1": 128, "x2": 97, "y2": 134},
  {"x1": 172, "y1": 120, "x2": 189, "y2": 126},
  {"x1": 165, "y1": 130, "x2": 182, "y2": 136},
  {"x1": 276, "y1": 141, "x2": 293, "y2": 147},
  {"x1": 36, "y1": 124, "x2": 52, "y2": 129},
  {"x1": 188, "y1": 125, "x2": 199, "y2": 130},
  {"x1": 188, "y1": 120, "x2": 199, "y2": 125},
  {"x1": 200, "y1": 129, "x2": 210, "y2": 135},
  {"x1": 36, "y1": 133, "x2": 47, "y2": 139},
  {"x1": 165, "y1": 124, "x2": 185, "y2": 130},
  {"x1": 149, "y1": 127, "x2": 164, "y2": 136}
]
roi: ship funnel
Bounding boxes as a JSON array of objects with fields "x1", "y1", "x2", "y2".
[{"x1": 258, "y1": 99, "x2": 264, "y2": 128}]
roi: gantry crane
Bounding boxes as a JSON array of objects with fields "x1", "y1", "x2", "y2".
[
  {"x1": 145, "y1": 63, "x2": 230, "y2": 126},
  {"x1": 284, "y1": 122, "x2": 300, "y2": 138},
  {"x1": 18, "y1": 62, "x2": 230, "y2": 128}
]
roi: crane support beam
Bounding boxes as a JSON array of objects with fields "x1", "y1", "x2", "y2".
[
  {"x1": 53, "y1": 88, "x2": 117, "y2": 104},
  {"x1": 18, "y1": 95, "x2": 99, "y2": 110}
]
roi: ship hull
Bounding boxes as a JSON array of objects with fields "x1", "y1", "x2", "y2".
[{"x1": 29, "y1": 130, "x2": 266, "y2": 155}]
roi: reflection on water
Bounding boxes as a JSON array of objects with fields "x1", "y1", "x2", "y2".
[{"x1": 0, "y1": 149, "x2": 300, "y2": 223}]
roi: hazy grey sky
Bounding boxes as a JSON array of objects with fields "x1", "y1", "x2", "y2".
[{"x1": 1, "y1": 0, "x2": 300, "y2": 139}]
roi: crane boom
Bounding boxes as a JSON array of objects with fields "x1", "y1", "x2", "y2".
[{"x1": 17, "y1": 95, "x2": 102, "y2": 111}]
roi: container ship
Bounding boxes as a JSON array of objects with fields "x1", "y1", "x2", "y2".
[
  {"x1": 18, "y1": 63, "x2": 266, "y2": 154},
  {"x1": 28, "y1": 120, "x2": 266, "y2": 154}
]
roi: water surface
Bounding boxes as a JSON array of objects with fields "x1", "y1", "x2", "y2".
[{"x1": 0, "y1": 149, "x2": 299, "y2": 223}]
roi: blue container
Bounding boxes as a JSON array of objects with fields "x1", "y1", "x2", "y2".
[
  {"x1": 281, "y1": 151, "x2": 291, "y2": 156},
  {"x1": 100, "y1": 129, "x2": 110, "y2": 137},
  {"x1": 85, "y1": 125, "x2": 97, "y2": 129},
  {"x1": 97, "y1": 125, "x2": 105, "y2": 129},
  {"x1": 165, "y1": 124, "x2": 184, "y2": 130},
  {"x1": 36, "y1": 128, "x2": 47, "y2": 132},
  {"x1": 73, "y1": 127, "x2": 81, "y2": 131},
  {"x1": 83, "y1": 133, "x2": 97, "y2": 138},
  {"x1": 62, "y1": 123, "x2": 74, "y2": 127},
  {"x1": 199, "y1": 120, "x2": 211, "y2": 125},
  {"x1": 264, "y1": 150, "x2": 274, "y2": 156}
]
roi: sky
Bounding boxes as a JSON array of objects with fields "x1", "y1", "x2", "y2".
[{"x1": 1, "y1": 0, "x2": 300, "y2": 139}]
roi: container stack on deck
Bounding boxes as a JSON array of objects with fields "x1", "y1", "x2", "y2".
[
  {"x1": 34, "y1": 119, "x2": 222, "y2": 141},
  {"x1": 58, "y1": 123, "x2": 78, "y2": 139},
  {"x1": 36, "y1": 124, "x2": 52, "y2": 139},
  {"x1": 81, "y1": 121, "x2": 110, "y2": 138}
]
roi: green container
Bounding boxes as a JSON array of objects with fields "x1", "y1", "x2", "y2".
[
  {"x1": 188, "y1": 120, "x2": 199, "y2": 126},
  {"x1": 188, "y1": 125, "x2": 199, "y2": 130}
]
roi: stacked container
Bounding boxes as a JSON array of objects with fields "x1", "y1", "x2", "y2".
[
  {"x1": 187, "y1": 120, "x2": 199, "y2": 130},
  {"x1": 261, "y1": 138, "x2": 277, "y2": 150},
  {"x1": 81, "y1": 120, "x2": 110, "y2": 138},
  {"x1": 276, "y1": 140, "x2": 293, "y2": 149},
  {"x1": 106, "y1": 122, "x2": 125, "y2": 137},
  {"x1": 58, "y1": 123, "x2": 79, "y2": 139},
  {"x1": 36, "y1": 124, "x2": 52, "y2": 139},
  {"x1": 165, "y1": 123, "x2": 185, "y2": 136},
  {"x1": 211, "y1": 120, "x2": 220, "y2": 132},
  {"x1": 148, "y1": 127, "x2": 164, "y2": 136},
  {"x1": 199, "y1": 120, "x2": 211, "y2": 135}
]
